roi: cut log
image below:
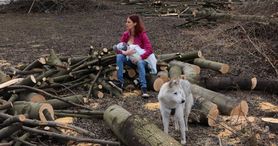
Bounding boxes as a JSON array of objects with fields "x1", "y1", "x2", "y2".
[
  {"x1": 156, "y1": 61, "x2": 168, "y2": 71},
  {"x1": 17, "y1": 75, "x2": 36, "y2": 86},
  {"x1": 153, "y1": 77, "x2": 165, "y2": 92},
  {"x1": 23, "y1": 57, "x2": 46, "y2": 71},
  {"x1": 259, "y1": 102, "x2": 278, "y2": 117},
  {"x1": 193, "y1": 58, "x2": 229, "y2": 74},
  {"x1": 157, "y1": 70, "x2": 169, "y2": 82},
  {"x1": 190, "y1": 96, "x2": 219, "y2": 126},
  {"x1": 0, "y1": 70, "x2": 11, "y2": 83},
  {"x1": 254, "y1": 79, "x2": 278, "y2": 94},
  {"x1": 169, "y1": 65, "x2": 183, "y2": 79},
  {"x1": 47, "y1": 95, "x2": 84, "y2": 109},
  {"x1": 19, "y1": 92, "x2": 46, "y2": 102},
  {"x1": 261, "y1": 118, "x2": 278, "y2": 133},
  {"x1": 169, "y1": 60, "x2": 200, "y2": 84},
  {"x1": 46, "y1": 49, "x2": 65, "y2": 69},
  {"x1": 103, "y1": 105, "x2": 182, "y2": 146},
  {"x1": 204, "y1": 77, "x2": 257, "y2": 91},
  {"x1": 191, "y1": 84, "x2": 248, "y2": 116},
  {"x1": 12, "y1": 101, "x2": 54, "y2": 122}
]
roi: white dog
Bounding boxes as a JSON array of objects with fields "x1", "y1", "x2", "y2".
[{"x1": 157, "y1": 79, "x2": 194, "y2": 145}]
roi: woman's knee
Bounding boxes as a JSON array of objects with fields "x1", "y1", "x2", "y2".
[{"x1": 116, "y1": 54, "x2": 125, "y2": 62}]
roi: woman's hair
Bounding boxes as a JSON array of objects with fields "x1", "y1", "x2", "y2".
[{"x1": 128, "y1": 15, "x2": 145, "y2": 36}]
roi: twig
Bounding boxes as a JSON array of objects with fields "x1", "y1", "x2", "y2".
[
  {"x1": 28, "y1": 0, "x2": 36, "y2": 14},
  {"x1": 22, "y1": 126, "x2": 120, "y2": 145},
  {"x1": 239, "y1": 25, "x2": 278, "y2": 75}
]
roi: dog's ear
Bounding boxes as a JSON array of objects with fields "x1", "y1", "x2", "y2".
[{"x1": 169, "y1": 79, "x2": 180, "y2": 88}]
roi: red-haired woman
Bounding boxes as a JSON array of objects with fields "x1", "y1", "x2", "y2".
[{"x1": 115, "y1": 15, "x2": 155, "y2": 98}]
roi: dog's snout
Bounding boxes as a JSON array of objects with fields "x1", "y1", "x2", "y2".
[{"x1": 181, "y1": 100, "x2": 185, "y2": 103}]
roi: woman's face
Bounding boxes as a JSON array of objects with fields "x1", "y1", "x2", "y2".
[{"x1": 126, "y1": 18, "x2": 136, "y2": 31}]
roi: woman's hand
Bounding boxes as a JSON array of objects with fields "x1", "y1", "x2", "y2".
[{"x1": 122, "y1": 49, "x2": 136, "y2": 56}]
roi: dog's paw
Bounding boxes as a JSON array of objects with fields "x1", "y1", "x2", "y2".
[{"x1": 181, "y1": 140, "x2": 186, "y2": 145}]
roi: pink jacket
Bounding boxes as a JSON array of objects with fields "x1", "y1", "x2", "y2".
[{"x1": 120, "y1": 31, "x2": 153, "y2": 59}]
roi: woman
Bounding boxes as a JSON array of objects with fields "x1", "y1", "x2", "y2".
[{"x1": 115, "y1": 14, "x2": 155, "y2": 98}]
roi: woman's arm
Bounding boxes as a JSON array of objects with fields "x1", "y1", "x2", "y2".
[{"x1": 140, "y1": 32, "x2": 153, "y2": 60}]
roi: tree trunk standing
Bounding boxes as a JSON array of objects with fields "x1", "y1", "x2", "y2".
[
  {"x1": 204, "y1": 77, "x2": 257, "y2": 91},
  {"x1": 193, "y1": 58, "x2": 229, "y2": 74},
  {"x1": 191, "y1": 84, "x2": 248, "y2": 116},
  {"x1": 103, "y1": 105, "x2": 182, "y2": 146}
]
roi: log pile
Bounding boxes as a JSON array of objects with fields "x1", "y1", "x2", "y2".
[{"x1": 0, "y1": 47, "x2": 276, "y2": 145}]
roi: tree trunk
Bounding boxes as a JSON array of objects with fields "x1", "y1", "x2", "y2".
[
  {"x1": 193, "y1": 58, "x2": 229, "y2": 74},
  {"x1": 169, "y1": 60, "x2": 200, "y2": 84},
  {"x1": 191, "y1": 84, "x2": 248, "y2": 116},
  {"x1": 103, "y1": 105, "x2": 182, "y2": 146},
  {"x1": 190, "y1": 96, "x2": 219, "y2": 126},
  {"x1": 204, "y1": 77, "x2": 257, "y2": 91},
  {"x1": 169, "y1": 65, "x2": 182, "y2": 79},
  {"x1": 47, "y1": 95, "x2": 84, "y2": 109}
]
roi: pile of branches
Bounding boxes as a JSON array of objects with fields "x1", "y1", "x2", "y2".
[{"x1": 0, "y1": 0, "x2": 107, "y2": 13}]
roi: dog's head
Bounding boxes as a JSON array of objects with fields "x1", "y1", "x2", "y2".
[{"x1": 158, "y1": 79, "x2": 186, "y2": 108}]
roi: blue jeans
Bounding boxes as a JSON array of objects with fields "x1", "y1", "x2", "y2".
[{"x1": 116, "y1": 54, "x2": 147, "y2": 88}]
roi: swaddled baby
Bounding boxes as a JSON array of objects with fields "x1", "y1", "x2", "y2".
[{"x1": 113, "y1": 42, "x2": 157, "y2": 74}]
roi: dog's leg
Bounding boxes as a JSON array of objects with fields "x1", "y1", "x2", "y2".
[
  {"x1": 184, "y1": 94, "x2": 193, "y2": 132},
  {"x1": 174, "y1": 116, "x2": 179, "y2": 131},
  {"x1": 175, "y1": 106, "x2": 186, "y2": 145},
  {"x1": 161, "y1": 108, "x2": 170, "y2": 134}
]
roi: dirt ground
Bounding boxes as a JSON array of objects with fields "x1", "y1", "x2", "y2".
[{"x1": 0, "y1": 0, "x2": 277, "y2": 146}]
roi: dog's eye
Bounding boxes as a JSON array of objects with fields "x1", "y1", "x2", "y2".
[{"x1": 173, "y1": 92, "x2": 178, "y2": 95}]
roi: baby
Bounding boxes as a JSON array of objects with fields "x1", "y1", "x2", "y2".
[{"x1": 113, "y1": 42, "x2": 157, "y2": 74}]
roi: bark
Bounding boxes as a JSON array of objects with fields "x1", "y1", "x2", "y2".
[
  {"x1": 0, "y1": 123, "x2": 22, "y2": 139},
  {"x1": 17, "y1": 75, "x2": 37, "y2": 86},
  {"x1": 19, "y1": 92, "x2": 46, "y2": 102},
  {"x1": 47, "y1": 94, "x2": 84, "y2": 109},
  {"x1": 103, "y1": 105, "x2": 182, "y2": 146},
  {"x1": 191, "y1": 84, "x2": 248, "y2": 116},
  {"x1": 204, "y1": 76, "x2": 257, "y2": 91},
  {"x1": 254, "y1": 79, "x2": 278, "y2": 94},
  {"x1": 193, "y1": 58, "x2": 229, "y2": 74}
]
